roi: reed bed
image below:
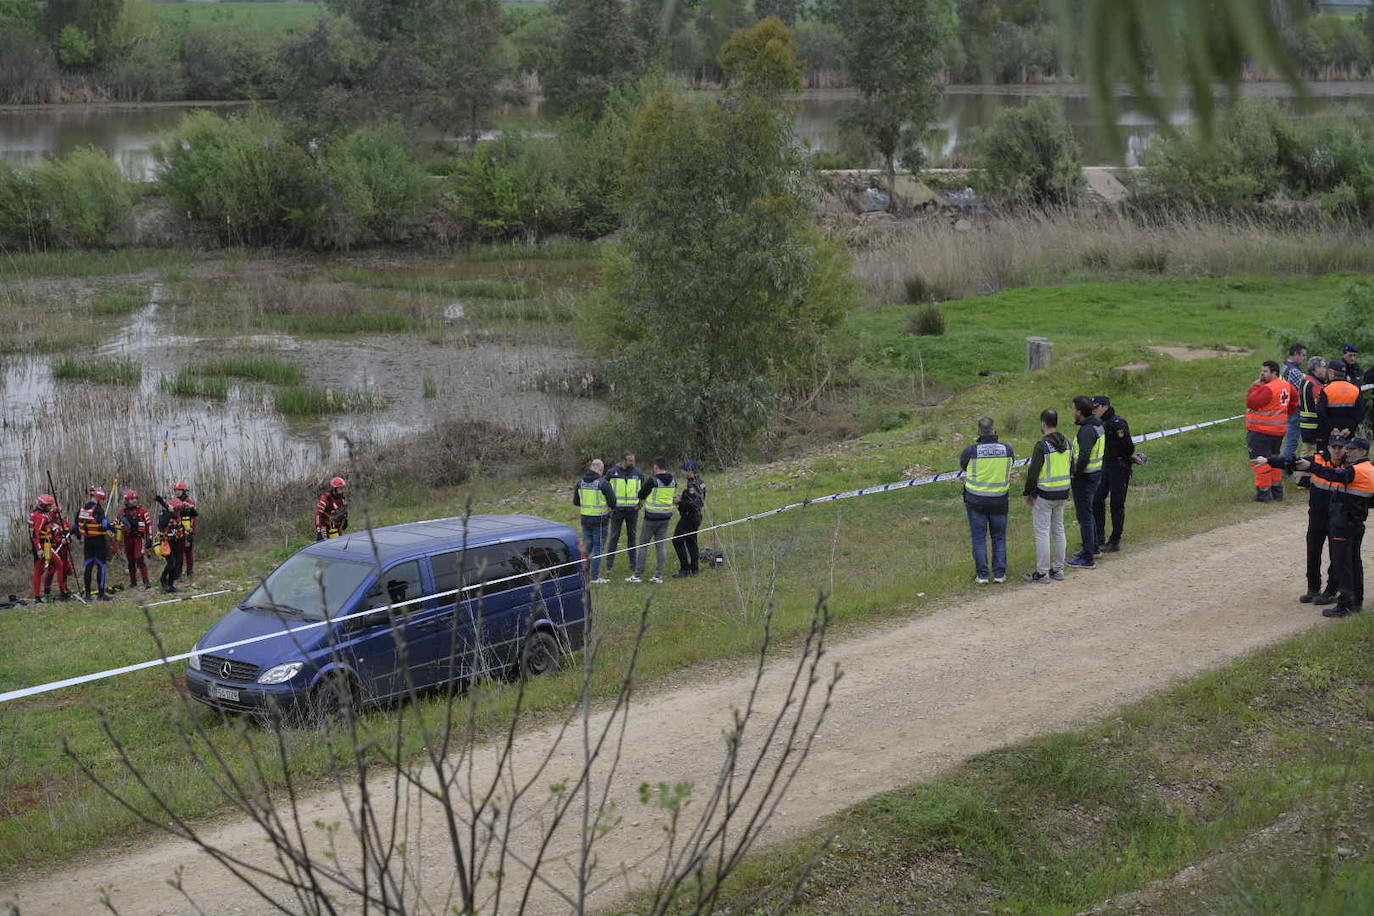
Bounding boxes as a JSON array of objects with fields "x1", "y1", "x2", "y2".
[
  {"x1": 51, "y1": 356, "x2": 141, "y2": 386},
  {"x1": 852, "y1": 209, "x2": 1374, "y2": 305}
]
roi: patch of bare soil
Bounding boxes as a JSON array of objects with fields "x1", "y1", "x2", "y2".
[
  {"x1": 1147, "y1": 345, "x2": 1254, "y2": 361},
  {"x1": 0, "y1": 508, "x2": 1328, "y2": 915}
]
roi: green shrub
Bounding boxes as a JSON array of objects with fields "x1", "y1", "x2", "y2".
[
  {"x1": 973, "y1": 97, "x2": 1084, "y2": 207},
  {"x1": 907, "y1": 304, "x2": 946, "y2": 336},
  {"x1": 0, "y1": 149, "x2": 133, "y2": 249},
  {"x1": 319, "y1": 124, "x2": 431, "y2": 245},
  {"x1": 154, "y1": 108, "x2": 326, "y2": 246},
  {"x1": 903, "y1": 273, "x2": 945, "y2": 304},
  {"x1": 438, "y1": 133, "x2": 576, "y2": 241},
  {"x1": 160, "y1": 369, "x2": 230, "y2": 399}
]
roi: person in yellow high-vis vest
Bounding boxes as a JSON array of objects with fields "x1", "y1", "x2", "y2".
[
  {"x1": 604, "y1": 452, "x2": 645, "y2": 578},
  {"x1": 1022, "y1": 409, "x2": 1073, "y2": 583},
  {"x1": 1068, "y1": 396, "x2": 1106, "y2": 569},
  {"x1": 959, "y1": 417, "x2": 1015, "y2": 584},
  {"x1": 572, "y1": 458, "x2": 617, "y2": 583},
  {"x1": 628, "y1": 457, "x2": 676, "y2": 583}
]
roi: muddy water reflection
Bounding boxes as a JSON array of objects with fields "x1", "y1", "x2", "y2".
[{"x1": 0, "y1": 290, "x2": 603, "y2": 528}]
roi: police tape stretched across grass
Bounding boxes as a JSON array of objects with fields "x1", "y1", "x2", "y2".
[{"x1": 0, "y1": 410, "x2": 1250, "y2": 706}]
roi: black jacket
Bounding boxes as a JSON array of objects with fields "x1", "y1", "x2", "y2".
[
  {"x1": 1073, "y1": 417, "x2": 1104, "y2": 479},
  {"x1": 571, "y1": 471, "x2": 616, "y2": 514},
  {"x1": 678, "y1": 476, "x2": 706, "y2": 516},
  {"x1": 1023, "y1": 431, "x2": 1072, "y2": 500},
  {"x1": 1098, "y1": 408, "x2": 1136, "y2": 468},
  {"x1": 1307, "y1": 456, "x2": 1372, "y2": 534}
]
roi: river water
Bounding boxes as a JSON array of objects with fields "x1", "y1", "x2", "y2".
[{"x1": 5, "y1": 83, "x2": 1374, "y2": 178}]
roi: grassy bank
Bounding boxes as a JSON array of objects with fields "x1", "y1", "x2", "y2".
[
  {"x1": 704, "y1": 607, "x2": 1374, "y2": 915},
  {"x1": 0, "y1": 272, "x2": 1364, "y2": 876}
]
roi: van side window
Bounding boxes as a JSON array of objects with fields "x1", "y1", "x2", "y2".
[
  {"x1": 463, "y1": 545, "x2": 529, "y2": 596},
  {"x1": 361, "y1": 560, "x2": 423, "y2": 612},
  {"x1": 524, "y1": 539, "x2": 574, "y2": 578}
]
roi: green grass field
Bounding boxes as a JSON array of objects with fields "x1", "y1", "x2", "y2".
[
  {"x1": 0, "y1": 271, "x2": 1367, "y2": 883},
  {"x1": 150, "y1": 2, "x2": 327, "y2": 36}
]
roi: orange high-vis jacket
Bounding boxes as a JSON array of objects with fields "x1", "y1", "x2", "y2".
[{"x1": 1245, "y1": 378, "x2": 1295, "y2": 436}]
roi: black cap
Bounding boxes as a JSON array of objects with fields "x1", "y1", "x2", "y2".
[
  {"x1": 681, "y1": 460, "x2": 699, "y2": 471},
  {"x1": 1328, "y1": 361, "x2": 1347, "y2": 376},
  {"x1": 1330, "y1": 436, "x2": 1350, "y2": 447},
  {"x1": 1349, "y1": 437, "x2": 1371, "y2": 451},
  {"x1": 1344, "y1": 343, "x2": 1360, "y2": 353},
  {"x1": 1091, "y1": 395, "x2": 1111, "y2": 407}
]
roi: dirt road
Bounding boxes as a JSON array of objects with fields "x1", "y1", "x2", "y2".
[{"x1": 3, "y1": 507, "x2": 1326, "y2": 914}]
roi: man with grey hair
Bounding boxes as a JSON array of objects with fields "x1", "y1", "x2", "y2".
[
  {"x1": 1299, "y1": 356, "x2": 1330, "y2": 451},
  {"x1": 959, "y1": 417, "x2": 1015, "y2": 584}
]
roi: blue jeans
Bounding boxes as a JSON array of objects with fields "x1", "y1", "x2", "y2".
[
  {"x1": 966, "y1": 506, "x2": 1008, "y2": 580},
  {"x1": 1280, "y1": 412, "x2": 1301, "y2": 476},
  {"x1": 581, "y1": 519, "x2": 608, "y2": 578},
  {"x1": 1071, "y1": 476, "x2": 1100, "y2": 558}
]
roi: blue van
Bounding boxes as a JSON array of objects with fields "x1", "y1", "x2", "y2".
[{"x1": 185, "y1": 514, "x2": 588, "y2": 716}]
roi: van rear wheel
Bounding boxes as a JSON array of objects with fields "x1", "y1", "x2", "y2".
[{"x1": 519, "y1": 631, "x2": 561, "y2": 680}]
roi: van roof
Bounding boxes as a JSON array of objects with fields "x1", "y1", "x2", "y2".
[{"x1": 304, "y1": 514, "x2": 574, "y2": 563}]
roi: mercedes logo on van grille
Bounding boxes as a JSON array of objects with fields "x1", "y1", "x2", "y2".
[{"x1": 220, "y1": 660, "x2": 233, "y2": 679}]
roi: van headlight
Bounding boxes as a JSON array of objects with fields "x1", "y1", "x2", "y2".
[
  {"x1": 188, "y1": 653, "x2": 201, "y2": 671},
  {"x1": 257, "y1": 662, "x2": 304, "y2": 685}
]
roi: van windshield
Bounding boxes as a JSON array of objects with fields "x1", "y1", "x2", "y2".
[{"x1": 242, "y1": 555, "x2": 373, "y2": 622}]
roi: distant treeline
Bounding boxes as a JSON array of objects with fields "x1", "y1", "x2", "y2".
[{"x1": 6, "y1": 1, "x2": 1374, "y2": 107}]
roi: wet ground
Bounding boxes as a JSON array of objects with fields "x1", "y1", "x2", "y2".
[{"x1": 0, "y1": 262, "x2": 604, "y2": 533}]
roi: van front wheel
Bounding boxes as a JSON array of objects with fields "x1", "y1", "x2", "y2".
[
  {"x1": 519, "y1": 631, "x2": 561, "y2": 680},
  {"x1": 309, "y1": 673, "x2": 356, "y2": 725}
]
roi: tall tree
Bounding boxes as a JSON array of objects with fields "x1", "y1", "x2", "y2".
[
  {"x1": 545, "y1": 0, "x2": 643, "y2": 118},
  {"x1": 589, "y1": 18, "x2": 858, "y2": 459},
  {"x1": 841, "y1": 0, "x2": 953, "y2": 206}
]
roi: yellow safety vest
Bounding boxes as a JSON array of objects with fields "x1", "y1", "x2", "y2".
[
  {"x1": 1039, "y1": 442, "x2": 1072, "y2": 493},
  {"x1": 964, "y1": 444, "x2": 1012, "y2": 497},
  {"x1": 578, "y1": 480, "x2": 609, "y2": 518},
  {"x1": 610, "y1": 474, "x2": 640, "y2": 509},
  {"x1": 1073, "y1": 427, "x2": 1105, "y2": 474},
  {"x1": 644, "y1": 483, "x2": 676, "y2": 517}
]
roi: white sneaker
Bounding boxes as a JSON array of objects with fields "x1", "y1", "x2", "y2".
[
  {"x1": 625, "y1": 575, "x2": 642, "y2": 583},
  {"x1": 975, "y1": 578, "x2": 989, "y2": 585},
  {"x1": 649, "y1": 576, "x2": 663, "y2": 584},
  {"x1": 591, "y1": 577, "x2": 610, "y2": 584},
  {"x1": 993, "y1": 576, "x2": 1006, "y2": 584}
]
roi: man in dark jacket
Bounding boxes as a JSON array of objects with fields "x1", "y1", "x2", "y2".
[
  {"x1": 630, "y1": 457, "x2": 676, "y2": 583},
  {"x1": 603, "y1": 452, "x2": 645, "y2": 577},
  {"x1": 1090, "y1": 396, "x2": 1143, "y2": 553},
  {"x1": 671, "y1": 461, "x2": 706, "y2": 578},
  {"x1": 1022, "y1": 409, "x2": 1072, "y2": 583},
  {"x1": 1318, "y1": 361, "x2": 1362, "y2": 445},
  {"x1": 959, "y1": 417, "x2": 1014, "y2": 584},
  {"x1": 1282, "y1": 436, "x2": 1372, "y2": 618},
  {"x1": 572, "y1": 458, "x2": 617, "y2": 584},
  {"x1": 1069, "y1": 396, "x2": 1104, "y2": 568},
  {"x1": 1253, "y1": 438, "x2": 1346, "y2": 606}
]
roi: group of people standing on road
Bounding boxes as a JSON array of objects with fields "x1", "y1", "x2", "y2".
[
  {"x1": 572, "y1": 453, "x2": 706, "y2": 584},
  {"x1": 961, "y1": 395, "x2": 1146, "y2": 586},
  {"x1": 1246, "y1": 342, "x2": 1373, "y2": 620},
  {"x1": 27, "y1": 484, "x2": 198, "y2": 602}
]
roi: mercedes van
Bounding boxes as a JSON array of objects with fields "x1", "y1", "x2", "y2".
[{"x1": 184, "y1": 514, "x2": 587, "y2": 716}]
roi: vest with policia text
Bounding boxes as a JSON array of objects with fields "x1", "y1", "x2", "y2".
[
  {"x1": 609, "y1": 473, "x2": 641, "y2": 512},
  {"x1": 964, "y1": 441, "x2": 1013, "y2": 501},
  {"x1": 578, "y1": 479, "x2": 610, "y2": 518},
  {"x1": 644, "y1": 481, "x2": 676, "y2": 519},
  {"x1": 1246, "y1": 378, "x2": 1292, "y2": 436}
]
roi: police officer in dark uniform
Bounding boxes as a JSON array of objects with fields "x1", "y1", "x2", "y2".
[
  {"x1": 1254, "y1": 437, "x2": 1346, "y2": 606},
  {"x1": 1089, "y1": 396, "x2": 1143, "y2": 553}
]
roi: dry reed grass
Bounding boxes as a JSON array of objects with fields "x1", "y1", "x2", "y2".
[{"x1": 851, "y1": 209, "x2": 1374, "y2": 305}]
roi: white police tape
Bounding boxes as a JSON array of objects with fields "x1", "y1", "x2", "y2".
[{"x1": 0, "y1": 408, "x2": 1295, "y2": 706}]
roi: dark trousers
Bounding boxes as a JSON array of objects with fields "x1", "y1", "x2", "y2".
[
  {"x1": 1092, "y1": 464, "x2": 1132, "y2": 546},
  {"x1": 1330, "y1": 526, "x2": 1365, "y2": 610},
  {"x1": 604, "y1": 510, "x2": 638, "y2": 572},
  {"x1": 1071, "y1": 475, "x2": 1100, "y2": 558},
  {"x1": 82, "y1": 539, "x2": 109, "y2": 595},
  {"x1": 673, "y1": 512, "x2": 701, "y2": 573},
  {"x1": 1306, "y1": 516, "x2": 1335, "y2": 596},
  {"x1": 160, "y1": 541, "x2": 184, "y2": 590}
]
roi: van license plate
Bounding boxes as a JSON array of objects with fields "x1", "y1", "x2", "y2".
[{"x1": 213, "y1": 686, "x2": 240, "y2": 702}]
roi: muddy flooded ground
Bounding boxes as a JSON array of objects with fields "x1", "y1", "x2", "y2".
[{"x1": 0, "y1": 247, "x2": 607, "y2": 553}]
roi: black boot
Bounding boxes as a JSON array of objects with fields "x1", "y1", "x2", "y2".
[{"x1": 1255, "y1": 487, "x2": 1273, "y2": 502}]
